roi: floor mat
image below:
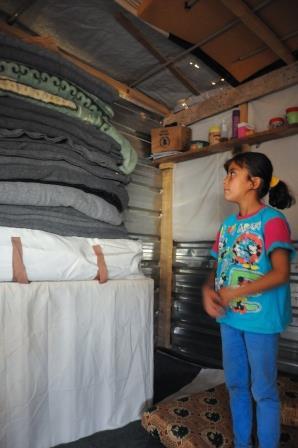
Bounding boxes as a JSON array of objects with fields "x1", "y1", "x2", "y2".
[{"x1": 53, "y1": 350, "x2": 297, "y2": 448}]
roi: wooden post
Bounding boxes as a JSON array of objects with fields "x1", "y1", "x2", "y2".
[
  {"x1": 239, "y1": 102, "x2": 250, "y2": 152},
  {"x1": 158, "y1": 162, "x2": 174, "y2": 348},
  {"x1": 239, "y1": 103, "x2": 248, "y2": 123}
]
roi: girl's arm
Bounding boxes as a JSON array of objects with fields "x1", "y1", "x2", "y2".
[
  {"x1": 202, "y1": 263, "x2": 225, "y2": 318},
  {"x1": 219, "y1": 248, "x2": 290, "y2": 306}
]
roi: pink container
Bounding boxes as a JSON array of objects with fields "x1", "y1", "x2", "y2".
[
  {"x1": 237, "y1": 122, "x2": 248, "y2": 138},
  {"x1": 237, "y1": 122, "x2": 255, "y2": 138}
]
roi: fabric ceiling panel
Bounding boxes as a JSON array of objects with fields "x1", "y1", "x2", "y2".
[
  {"x1": 138, "y1": 0, "x2": 235, "y2": 46},
  {"x1": 201, "y1": 23, "x2": 277, "y2": 82},
  {"x1": 137, "y1": 0, "x2": 297, "y2": 82},
  {"x1": 258, "y1": 0, "x2": 298, "y2": 38}
]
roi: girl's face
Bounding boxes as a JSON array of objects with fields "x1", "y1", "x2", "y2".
[{"x1": 224, "y1": 161, "x2": 256, "y2": 204}]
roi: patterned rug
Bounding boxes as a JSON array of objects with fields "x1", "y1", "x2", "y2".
[{"x1": 142, "y1": 376, "x2": 298, "y2": 448}]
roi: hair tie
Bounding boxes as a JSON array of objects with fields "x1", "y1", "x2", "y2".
[{"x1": 270, "y1": 176, "x2": 280, "y2": 188}]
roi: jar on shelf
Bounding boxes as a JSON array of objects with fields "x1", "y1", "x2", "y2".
[
  {"x1": 208, "y1": 125, "x2": 221, "y2": 145},
  {"x1": 286, "y1": 107, "x2": 298, "y2": 124},
  {"x1": 220, "y1": 118, "x2": 228, "y2": 141},
  {"x1": 268, "y1": 117, "x2": 286, "y2": 129}
]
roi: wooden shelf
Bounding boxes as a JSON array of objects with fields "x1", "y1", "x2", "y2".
[{"x1": 153, "y1": 123, "x2": 298, "y2": 165}]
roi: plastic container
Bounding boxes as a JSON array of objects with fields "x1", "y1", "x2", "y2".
[
  {"x1": 220, "y1": 118, "x2": 228, "y2": 141},
  {"x1": 269, "y1": 117, "x2": 286, "y2": 129},
  {"x1": 232, "y1": 109, "x2": 240, "y2": 138},
  {"x1": 190, "y1": 140, "x2": 209, "y2": 151},
  {"x1": 237, "y1": 122, "x2": 248, "y2": 138},
  {"x1": 237, "y1": 122, "x2": 255, "y2": 138},
  {"x1": 286, "y1": 107, "x2": 298, "y2": 124},
  {"x1": 208, "y1": 125, "x2": 221, "y2": 145}
]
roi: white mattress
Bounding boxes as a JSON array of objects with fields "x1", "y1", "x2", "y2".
[
  {"x1": 0, "y1": 278, "x2": 154, "y2": 448},
  {"x1": 0, "y1": 226, "x2": 143, "y2": 281}
]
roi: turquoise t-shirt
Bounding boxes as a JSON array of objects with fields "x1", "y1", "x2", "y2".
[{"x1": 211, "y1": 205, "x2": 296, "y2": 334}]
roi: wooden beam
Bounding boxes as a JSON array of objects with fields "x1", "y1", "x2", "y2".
[
  {"x1": 6, "y1": 0, "x2": 37, "y2": 25},
  {"x1": 158, "y1": 162, "x2": 174, "y2": 348},
  {"x1": 221, "y1": 0, "x2": 295, "y2": 65},
  {"x1": 153, "y1": 124, "x2": 298, "y2": 165},
  {"x1": 164, "y1": 62, "x2": 298, "y2": 126},
  {"x1": 115, "y1": 12, "x2": 200, "y2": 95},
  {"x1": 0, "y1": 21, "x2": 170, "y2": 116}
]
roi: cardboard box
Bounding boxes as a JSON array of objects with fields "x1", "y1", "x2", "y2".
[{"x1": 151, "y1": 126, "x2": 192, "y2": 153}]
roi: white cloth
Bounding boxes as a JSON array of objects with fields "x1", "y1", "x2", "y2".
[
  {"x1": 161, "y1": 368, "x2": 225, "y2": 403},
  {"x1": 173, "y1": 153, "x2": 235, "y2": 241},
  {"x1": 0, "y1": 227, "x2": 144, "y2": 281},
  {"x1": 0, "y1": 278, "x2": 154, "y2": 448}
]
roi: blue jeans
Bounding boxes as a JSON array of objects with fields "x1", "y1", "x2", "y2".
[{"x1": 220, "y1": 323, "x2": 280, "y2": 448}]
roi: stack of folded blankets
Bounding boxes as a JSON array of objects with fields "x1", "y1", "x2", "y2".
[{"x1": 0, "y1": 32, "x2": 143, "y2": 283}]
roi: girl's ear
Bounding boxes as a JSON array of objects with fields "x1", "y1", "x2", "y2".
[{"x1": 251, "y1": 176, "x2": 262, "y2": 190}]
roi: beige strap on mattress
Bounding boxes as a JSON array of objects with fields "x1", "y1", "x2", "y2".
[
  {"x1": 93, "y1": 244, "x2": 108, "y2": 283},
  {"x1": 11, "y1": 236, "x2": 29, "y2": 284}
]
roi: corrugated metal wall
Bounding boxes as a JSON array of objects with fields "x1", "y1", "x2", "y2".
[
  {"x1": 124, "y1": 162, "x2": 162, "y2": 336},
  {"x1": 171, "y1": 241, "x2": 298, "y2": 374},
  {"x1": 113, "y1": 99, "x2": 162, "y2": 340}
]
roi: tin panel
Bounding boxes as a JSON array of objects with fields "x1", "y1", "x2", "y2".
[
  {"x1": 171, "y1": 240, "x2": 298, "y2": 373},
  {"x1": 171, "y1": 323, "x2": 222, "y2": 368},
  {"x1": 124, "y1": 209, "x2": 160, "y2": 236},
  {"x1": 131, "y1": 163, "x2": 162, "y2": 189},
  {"x1": 126, "y1": 183, "x2": 162, "y2": 210}
]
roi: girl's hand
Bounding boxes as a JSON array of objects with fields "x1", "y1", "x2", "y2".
[
  {"x1": 202, "y1": 285, "x2": 225, "y2": 318},
  {"x1": 219, "y1": 287, "x2": 236, "y2": 307}
]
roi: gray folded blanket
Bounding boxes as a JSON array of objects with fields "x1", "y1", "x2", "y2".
[
  {"x1": 0, "y1": 204, "x2": 128, "y2": 238},
  {"x1": 0, "y1": 32, "x2": 118, "y2": 104},
  {"x1": 0, "y1": 182, "x2": 122, "y2": 225},
  {"x1": 0, "y1": 131, "x2": 129, "y2": 183},
  {"x1": 0, "y1": 96, "x2": 122, "y2": 161},
  {"x1": 0, "y1": 89, "x2": 138, "y2": 175},
  {"x1": 0, "y1": 156, "x2": 128, "y2": 211}
]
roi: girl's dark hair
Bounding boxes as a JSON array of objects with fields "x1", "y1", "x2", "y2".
[{"x1": 224, "y1": 152, "x2": 295, "y2": 209}]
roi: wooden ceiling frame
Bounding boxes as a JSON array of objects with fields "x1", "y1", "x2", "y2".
[
  {"x1": 115, "y1": 12, "x2": 200, "y2": 95},
  {"x1": 221, "y1": 0, "x2": 295, "y2": 65},
  {"x1": 6, "y1": 0, "x2": 37, "y2": 25},
  {"x1": 130, "y1": 0, "x2": 272, "y2": 89},
  {"x1": 233, "y1": 29, "x2": 298, "y2": 64},
  {"x1": 164, "y1": 61, "x2": 298, "y2": 126},
  {"x1": 0, "y1": 20, "x2": 170, "y2": 116}
]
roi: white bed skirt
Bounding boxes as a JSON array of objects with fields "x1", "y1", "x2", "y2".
[{"x1": 0, "y1": 278, "x2": 154, "y2": 448}]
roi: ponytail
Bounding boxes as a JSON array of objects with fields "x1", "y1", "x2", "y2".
[{"x1": 269, "y1": 180, "x2": 295, "y2": 209}]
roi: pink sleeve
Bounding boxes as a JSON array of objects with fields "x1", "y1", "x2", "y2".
[
  {"x1": 211, "y1": 230, "x2": 220, "y2": 255},
  {"x1": 264, "y1": 217, "x2": 292, "y2": 253}
]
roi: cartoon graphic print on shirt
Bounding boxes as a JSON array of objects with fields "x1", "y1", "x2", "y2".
[
  {"x1": 216, "y1": 225, "x2": 264, "y2": 314},
  {"x1": 228, "y1": 267, "x2": 262, "y2": 314},
  {"x1": 232, "y1": 232, "x2": 262, "y2": 270}
]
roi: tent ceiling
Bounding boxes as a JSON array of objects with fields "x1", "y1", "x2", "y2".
[
  {"x1": 0, "y1": 0, "x2": 297, "y2": 113},
  {"x1": 136, "y1": 0, "x2": 298, "y2": 82}
]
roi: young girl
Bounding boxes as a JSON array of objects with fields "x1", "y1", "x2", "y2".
[{"x1": 202, "y1": 152, "x2": 295, "y2": 448}]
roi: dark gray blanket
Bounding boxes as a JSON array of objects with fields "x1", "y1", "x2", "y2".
[
  {"x1": 0, "y1": 32, "x2": 118, "y2": 104},
  {"x1": 0, "y1": 131, "x2": 129, "y2": 183},
  {"x1": 0, "y1": 204, "x2": 128, "y2": 238},
  {"x1": 0, "y1": 96, "x2": 122, "y2": 161},
  {"x1": 0, "y1": 181, "x2": 122, "y2": 225},
  {"x1": 0, "y1": 157, "x2": 128, "y2": 211}
]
